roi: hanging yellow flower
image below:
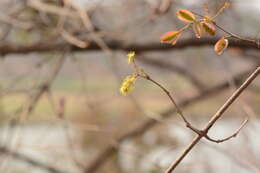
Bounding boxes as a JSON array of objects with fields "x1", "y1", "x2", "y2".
[{"x1": 120, "y1": 74, "x2": 137, "y2": 95}]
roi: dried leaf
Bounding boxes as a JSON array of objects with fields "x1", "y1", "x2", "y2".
[
  {"x1": 176, "y1": 10, "x2": 196, "y2": 23},
  {"x1": 214, "y1": 37, "x2": 228, "y2": 55},
  {"x1": 160, "y1": 31, "x2": 181, "y2": 45},
  {"x1": 202, "y1": 22, "x2": 216, "y2": 36}
]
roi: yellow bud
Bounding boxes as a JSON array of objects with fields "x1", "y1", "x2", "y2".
[{"x1": 127, "y1": 51, "x2": 135, "y2": 64}]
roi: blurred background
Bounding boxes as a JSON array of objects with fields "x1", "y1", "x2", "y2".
[{"x1": 0, "y1": 0, "x2": 260, "y2": 173}]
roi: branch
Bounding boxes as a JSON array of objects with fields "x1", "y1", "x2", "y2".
[
  {"x1": 84, "y1": 65, "x2": 258, "y2": 173},
  {"x1": 138, "y1": 55, "x2": 206, "y2": 91},
  {"x1": 28, "y1": 0, "x2": 77, "y2": 18},
  {"x1": 141, "y1": 75, "x2": 202, "y2": 135},
  {"x1": 21, "y1": 51, "x2": 67, "y2": 120},
  {"x1": 204, "y1": 117, "x2": 248, "y2": 143},
  {"x1": 0, "y1": 37, "x2": 259, "y2": 55},
  {"x1": 0, "y1": 146, "x2": 67, "y2": 173},
  {"x1": 165, "y1": 66, "x2": 260, "y2": 173},
  {"x1": 214, "y1": 23, "x2": 258, "y2": 45},
  {"x1": 0, "y1": 14, "x2": 32, "y2": 30}
]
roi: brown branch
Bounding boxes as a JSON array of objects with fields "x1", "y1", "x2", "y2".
[
  {"x1": 154, "y1": 0, "x2": 172, "y2": 15},
  {"x1": 213, "y1": 23, "x2": 258, "y2": 45},
  {"x1": 84, "y1": 65, "x2": 258, "y2": 173},
  {"x1": 61, "y1": 30, "x2": 89, "y2": 48},
  {"x1": 0, "y1": 146, "x2": 67, "y2": 173},
  {"x1": 0, "y1": 37, "x2": 259, "y2": 55},
  {"x1": 28, "y1": 0, "x2": 77, "y2": 18},
  {"x1": 141, "y1": 75, "x2": 202, "y2": 135},
  {"x1": 0, "y1": 14, "x2": 32, "y2": 30},
  {"x1": 165, "y1": 66, "x2": 260, "y2": 173},
  {"x1": 21, "y1": 51, "x2": 67, "y2": 120}
]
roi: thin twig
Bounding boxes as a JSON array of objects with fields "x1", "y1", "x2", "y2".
[
  {"x1": 28, "y1": 0, "x2": 77, "y2": 18},
  {"x1": 204, "y1": 117, "x2": 248, "y2": 143},
  {"x1": 0, "y1": 14, "x2": 32, "y2": 30},
  {"x1": 138, "y1": 55, "x2": 206, "y2": 91},
  {"x1": 0, "y1": 146, "x2": 67, "y2": 173},
  {"x1": 61, "y1": 30, "x2": 89, "y2": 48},
  {"x1": 141, "y1": 75, "x2": 202, "y2": 135},
  {"x1": 20, "y1": 50, "x2": 67, "y2": 120},
  {"x1": 213, "y1": 23, "x2": 257, "y2": 44}
]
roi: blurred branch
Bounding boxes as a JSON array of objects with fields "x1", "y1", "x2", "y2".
[
  {"x1": 154, "y1": 0, "x2": 172, "y2": 15},
  {"x1": 28, "y1": 0, "x2": 77, "y2": 18},
  {"x1": 0, "y1": 2, "x2": 28, "y2": 41},
  {"x1": 138, "y1": 55, "x2": 206, "y2": 91},
  {"x1": 84, "y1": 65, "x2": 258, "y2": 173},
  {"x1": 0, "y1": 14, "x2": 32, "y2": 30},
  {"x1": 0, "y1": 146, "x2": 67, "y2": 173},
  {"x1": 61, "y1": 30, "x2": 89, "y2": 48},
  {"x1": 140, "y1": 74, "x2": 202, "y2": 134},
  {"x1": 214, "y1": 23, "x2": 258, "y2": 45},
  {"x1": 21, "y1": 51, "x2": 67, "y2": 120},
  {"x1": 0, "y1": 37, "x2": 259, "y2": 55}
]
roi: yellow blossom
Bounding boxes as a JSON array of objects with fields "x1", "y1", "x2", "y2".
[
  {"x1": 120, "y1": 74, "x2": 137, "y2": 95},
  {"x1": 127, "y1": 51, "x2": 135, "y2": 64}
]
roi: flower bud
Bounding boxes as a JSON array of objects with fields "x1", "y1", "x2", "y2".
[
  {"x1": 214, "y1": 37, "x2": 229, "y2": 55},
  {"x1": 202, "y1": 22, "x2": 216, "y2": 36}
]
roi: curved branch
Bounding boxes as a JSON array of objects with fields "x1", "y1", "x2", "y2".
[
  {"x1": 140, "y1": 75, "x2": 202, "y2": 135},
  {"x1": 204, "y1": 117, "x2": 249, "y2": 143}
]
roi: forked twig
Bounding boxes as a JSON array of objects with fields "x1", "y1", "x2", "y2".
[
  {"x1": 138, "y1": 55, "x2": 206, "y2": 91},
  {"x1": 204, "y1": 117, "x2": 248, "y2": 143},
  {"x1": 165, "y1": 67, "x2": 260, "y2": 173}
]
